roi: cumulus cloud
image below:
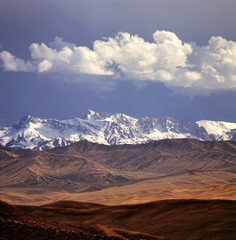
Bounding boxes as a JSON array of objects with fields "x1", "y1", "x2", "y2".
[
  {"x1": 0, "y1": 30, "x2": 236, "y2": 93},
  {"x1": 0, "y1": 51, "x2": 34, "y2": 72},
  {"x1": 38, "y1": 59, "x2": 53, "y2": 72}
]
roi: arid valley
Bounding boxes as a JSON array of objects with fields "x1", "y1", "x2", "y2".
[{"x1": 1, "y1": 139, "x2": 236, "y2": 239}]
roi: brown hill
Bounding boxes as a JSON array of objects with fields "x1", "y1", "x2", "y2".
[
  {"x1": 49, "y1": 139, "x2": 236, "y2": 173},
  {"x1": 0, "y1": 200, "x2": 122, "y2": 240},
  {"x1": 0, "y1": 145, "x2": 137, "y2": 192},
  {"x1": 0, "y1": 139, "x2": 236, "y2": 205},
  {"x1": 1, "y1": 168, "x2": 235, "y2": 206},
  {"x1": 18, "y1": 199, "x2": 236, "y2": 240}
]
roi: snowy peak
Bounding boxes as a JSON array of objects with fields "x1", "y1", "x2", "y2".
[
  {"x1": 0, "y1": 110, "x2": 235, "y2": 150},
  {"x1": 137, "y1": 116, "x2": 209, "y2": 140},
  {"x1": 84, "y1": 109, "x2": 133, "y2": 124},
  {"x1": 84, "y1": 109, "x2": 110, "y2": 121},
  {"x1": 35, "y1": 137, "x2": 74, "y2": 151},
  {"x1": 13, "y1": 115, "x2": 42, "y2": 129},
  {"x1": 197, "y1": 120, "x2": 236, "y2": 141}
]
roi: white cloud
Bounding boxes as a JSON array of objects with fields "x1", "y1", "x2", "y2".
[
  {"x1": 0, "y1": 31, "x2": 236, "y2": 93},
  {"x1": 38, "y1": 59, "x2": 53, "y2": 72},
  {"x1": 49, "y1": 36, "x2": 76, "y2": 50},
  {"x1": 188, "y1": 36, "x2": 236, "y2": 90},
  {"x1": 184, "y1": 71, "x2": 202, "y2": 80},
  {"x1": 0, "y1": 51, "x2": 34, "y2": 72}
]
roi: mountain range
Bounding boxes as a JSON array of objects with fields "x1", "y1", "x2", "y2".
[
  {"x1": 1, "y1": 110, "x2": 236, "y2": 150},
  {"x1": 1, "y1": 139, "x2": 236, "y2": 205},
  {"x1": 1, "y1": 112, "x2": 235, "y2": 240}
]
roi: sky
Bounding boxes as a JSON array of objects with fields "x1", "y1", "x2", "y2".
[{"x1": 0, "y1": 0, "x2": 236, "y2": 126}]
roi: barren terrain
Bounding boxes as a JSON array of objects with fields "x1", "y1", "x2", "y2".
[
  {"x1": 1, "y1": 139, "x2": 236, "y2": 205},
  {"x1": 1, "y1": 139, "x2": 236, "y2": 239},
  {"x1": 1, "y1": 199, "x2": 236, "y2": 240}
]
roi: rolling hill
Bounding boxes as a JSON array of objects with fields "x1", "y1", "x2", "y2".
[{"x1": 0, "y1": 139, "x2": 235, "y2": 205}]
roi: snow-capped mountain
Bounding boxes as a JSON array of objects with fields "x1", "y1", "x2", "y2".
[
  {"x1": 196, "y1": 120, "x2": 236, "y2": 141},
  {"x1": 0, "y1": 110, "x2": 235, "y2": 150}
]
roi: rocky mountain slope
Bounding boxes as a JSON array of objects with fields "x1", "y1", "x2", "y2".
[
  {"x1": 1, "y1": 139, "x2": 235, "y2": 198},
  {"x1": 0, "y1": 110, "x2": 235, "y2": 150}
]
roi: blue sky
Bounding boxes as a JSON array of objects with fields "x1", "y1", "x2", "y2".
[{"x1": 0, "y1": 0, "x2": 236, "y2": 126}]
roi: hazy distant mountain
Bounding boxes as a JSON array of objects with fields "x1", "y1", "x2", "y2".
[{"x1": 0, "y1": 110, "x2": 235, "y2": 150}]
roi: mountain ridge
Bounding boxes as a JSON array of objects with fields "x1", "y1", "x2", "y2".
[
  {"x1": 0, "y1": 110, "x2": 236, "y2": 150},
  {"x1": 1, "y1": 139, "x2": 236, "y2": 195}
]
